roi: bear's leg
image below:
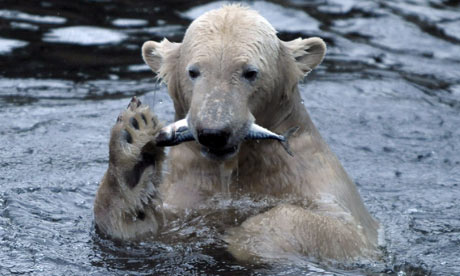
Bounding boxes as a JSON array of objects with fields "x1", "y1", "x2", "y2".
[
  {"x1": 94, "y1": 97, "x2": 165, "y2": 241},
  {"x1": 224, "y1": 203, "x2": 377, "y2": 262}
]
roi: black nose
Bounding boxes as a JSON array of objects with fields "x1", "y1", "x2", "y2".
[{"x1": 197, "y1": 129, "x2": 230, "y2": 149}]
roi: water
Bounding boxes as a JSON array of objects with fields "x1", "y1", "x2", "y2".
[{"x1": 1, "y1": 0, "x2": 459, "y2": 275}]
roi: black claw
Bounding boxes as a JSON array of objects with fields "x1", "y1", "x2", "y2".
[{"x1": 128, "y1": 96, "x2": 142, "y2": 109}]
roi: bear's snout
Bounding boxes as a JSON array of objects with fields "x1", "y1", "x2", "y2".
[
  {"x1": 197, "y1": 128, "x2": 231, "y2": 149},
  {"x1": 190, "y1": 116, "x2": 246, "y2": 160}
]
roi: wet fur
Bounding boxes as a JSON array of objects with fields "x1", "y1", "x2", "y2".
[
  {"x1": 94, "y1": 4, "x2": 380, "y2": 263},
  {"x1": 94, "y1": 98, "x2": 165, "y2": 240}
]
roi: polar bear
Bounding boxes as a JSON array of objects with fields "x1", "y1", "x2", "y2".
[{"x1": 94, "y1": 4, "x2": 380, "y2": 262}]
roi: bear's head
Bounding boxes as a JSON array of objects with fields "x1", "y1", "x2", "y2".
[{"x1": 142, "y1": 4, "x2": 325, "y2": 160}]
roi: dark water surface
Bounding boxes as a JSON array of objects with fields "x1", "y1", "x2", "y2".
[{"x1": 1, "y1": 0, "x2": 459, "y2": 275}]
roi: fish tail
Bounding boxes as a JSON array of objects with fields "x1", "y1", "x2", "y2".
[{"x1": 280, "y1": 126, "x2": 299, "y2": 156}]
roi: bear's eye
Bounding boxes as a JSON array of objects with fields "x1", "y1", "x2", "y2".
[
  {"x1": 188, "y1": 68, "x2": 200, "y2": 79},
  {"x1": 242, "y1": 69, "x2": 258, "y2": 81}
]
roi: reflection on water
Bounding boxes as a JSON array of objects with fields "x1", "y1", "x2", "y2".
[
  {"x1": 112, "y1": 18, "x2": 148, "y2": 27},
  {"x1": 44, "y1": 26, "x2": 128, "y2": 45},
  {"x1": 0, "y1": 0, "x2": 459, "y2": 275},
  {"x1": 0, "y1": 37, "x2": 27, "y2": 54},
  {"x1": 0, "y1": 9, "x2": 66, "y2": 24}
]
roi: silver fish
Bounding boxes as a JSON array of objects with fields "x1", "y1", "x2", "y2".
[
  {"x1": 155, "y1": 119, "x2": 298, "y2": 156},
  {"x1": 245, "y1": 124, "x2": 299, "y2": 156},
  {"x1": 155, "y1": 119, "x2": 194, "y2": 147}
]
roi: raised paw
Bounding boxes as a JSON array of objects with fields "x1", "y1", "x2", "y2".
[
  {"x1": 115, "y1": 96, "x2": 161, "y2": 148},
  {"x1": 108, "y1": 96, "x2": 165, "y2": 187},
  {"x1": 94, "y1": 96, "x2": 165, "y2": 241}
]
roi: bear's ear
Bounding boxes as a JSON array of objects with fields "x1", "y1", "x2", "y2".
[
  {"x1": 283, "y1": 37, "x2": 326, "y2": 76},
  {"x1": 142, "y1": 39, "x2": 181, "y2": 75}
]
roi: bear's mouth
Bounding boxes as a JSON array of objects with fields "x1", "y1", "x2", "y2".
[{"x1": 200, "y1": 145, "x2": 239, "y2": 161}]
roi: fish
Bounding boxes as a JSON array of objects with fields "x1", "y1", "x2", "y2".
[
  {"x1": 245, "y1": 124, "x2": 299, "y2": 156},
  {"x1": 155, "y1": 119, "x2": 194, "y2": 147},
  {"x1": 155, "y1": 119, "x2": 299, "y2": 156}
]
